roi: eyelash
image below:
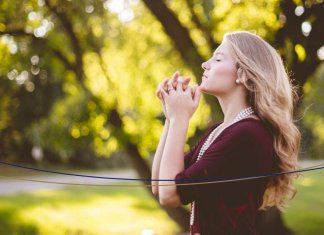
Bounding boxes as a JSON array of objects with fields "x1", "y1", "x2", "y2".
[{"x1": 215, "y1": 59, "x2": 221, "y2": 62}]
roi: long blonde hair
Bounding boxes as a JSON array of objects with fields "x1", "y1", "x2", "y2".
[{"x1": 224, "y1": 31, "x2": 301, "y2": 211}]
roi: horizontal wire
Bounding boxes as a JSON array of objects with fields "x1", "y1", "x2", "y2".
[
  {"x1": 0, "y1": 163, "x2": 324, "y2": 187},
  {"x1": 1, "y1": 161, "x2": 324, "y2": 183}
]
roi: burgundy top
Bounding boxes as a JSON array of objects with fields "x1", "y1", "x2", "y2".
[{"x1": 175, "y1": 118, "x2": 276, "y2": 235}]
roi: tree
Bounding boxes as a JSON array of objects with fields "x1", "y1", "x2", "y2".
[{"x1": 1, "y1": 0, "x2": 194, "y2": 231}]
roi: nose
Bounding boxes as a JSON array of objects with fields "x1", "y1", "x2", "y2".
[{"x1": 201, "y1": 61, "x2": 209, "y2": 70}]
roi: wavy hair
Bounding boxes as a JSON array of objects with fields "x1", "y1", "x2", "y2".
[{"x1": 224, "y1": 31, "x2": 301, "y2": 211}]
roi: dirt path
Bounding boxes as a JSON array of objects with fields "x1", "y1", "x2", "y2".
[{"x1": 0, "y1": 168, "x2": 138, "y2": 195}]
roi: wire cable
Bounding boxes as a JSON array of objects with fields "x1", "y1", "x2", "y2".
[{"x1": 0, "y1": 161, "x2": 323, "y2": 187}]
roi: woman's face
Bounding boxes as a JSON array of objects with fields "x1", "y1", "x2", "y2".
[{"x1": 200, "y1": 40, "x2": 238, "y2": 96}]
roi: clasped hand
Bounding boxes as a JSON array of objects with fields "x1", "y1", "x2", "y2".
[{"x1": 155, "y1": 71, "x2": 202, "y2": 122}]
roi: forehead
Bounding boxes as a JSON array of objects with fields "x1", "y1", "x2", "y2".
[{"x1": 213, "y1": 41, "x2": 230, "y2": 56}]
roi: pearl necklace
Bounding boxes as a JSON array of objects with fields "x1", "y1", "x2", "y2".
[{"x1": 190, "y1": 106, "x2": 254, "y2": 227}]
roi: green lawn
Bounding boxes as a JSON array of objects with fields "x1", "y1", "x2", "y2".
[
  {"x1": 283, "y1": 171, "x2": 324, "y2": 235},
  {"x1": 0, "y1": 171, "x2": 323, "y2": 235},
  {"x1": 0, "y1": 184, "x2": 180, "y2": 235}
]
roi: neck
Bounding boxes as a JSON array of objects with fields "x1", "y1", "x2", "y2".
[{"x1": 217, "y1": 90, "x2": 250, "y2": 126}]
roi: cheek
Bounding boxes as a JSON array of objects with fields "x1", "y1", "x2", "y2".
[
  {"x1": 201, "y1": 62, "x2": 237, "y2": 93},
  {"x1": 212, "y1": 63, "x2": 236, "y2": 79}
]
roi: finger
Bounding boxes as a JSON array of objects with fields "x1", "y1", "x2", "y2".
[
  {"x1": 183, "y1": 77, "x2": 191, "y2": 90},
  {"x1": 157, "y1": 80, "x2": 167, "y2": 96},
  {"x1": 155, "y1": 87, "x2": 160, "y2": 98},
  {"x1": 167, "y1": 82, "x2": 175, "y2": 93},
  {"x1": 193, "y1": 86, "x2": 202, "y2": 107},
  {"x1": 156, "y1": 89, "x2": 160, "y2": 99},
  {"x1": 161, "y1": 78, "x2": 169, "y2": 87},
  {"x1": 162, "y1": 79, "x2": 169, "y2": 91},
  {"x1": 160, "y1": 92, "x2": 166, "y2": 105},
  {"x1": 167, "y1": 79, "x2": 173, "y2": 91},
  {"x1": 160, "y1": 85, "x2": 169, "y2": 98},
  {"x1": 171, "y1": 71, "x2": 180, "y2": 88},
  {"x1": 190, "y1": 84, "x2": 201, "y2": 98},
  {"x1": 185, "y1": 84, "x2": 194, "y2": 95},
  {"x1": 176, "y1": 76, "x2": 183, "y2": 91},
  {"x1": 190, "y1": 86, "x2": 194, "y2": 98}
]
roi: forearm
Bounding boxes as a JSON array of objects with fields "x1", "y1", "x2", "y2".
[
  {"x1": 159, "y1": 119, "x2": 189, "y2": 206},
  {"x1": 151, "y1": 120, "x2": 170, "y2": 195}
]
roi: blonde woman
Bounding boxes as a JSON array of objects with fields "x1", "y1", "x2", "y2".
[{"x1": 151, "y1": 31, "x2": 300, "y2": 235}]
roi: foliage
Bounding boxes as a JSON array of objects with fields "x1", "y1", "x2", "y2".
[
  {"x1": 301, "y1": 64, "x2": 324, "y2": 158},
  {"x1": 0, "y1": 0, "x2": 323, "y2": 165}
]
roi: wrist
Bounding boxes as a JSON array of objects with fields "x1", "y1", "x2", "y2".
[
  {"x1": 169, "y1": 117, "x2": 190, "y2": 128},
  {"x1": 169, "y1": 116, "x2": 190, "y2": 125}
]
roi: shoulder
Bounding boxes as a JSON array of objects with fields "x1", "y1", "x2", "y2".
[
  {"x1": 229, "y1": 118, "x2": 276, "y2": 170},
  {"x1": 217, "y1": 118, "x2": 274, "y2": 153},
  {"x1": 227, "y1": 118, "x2": 273, "y2": 140},
  {"x1": 214, "y1": 118, "x2": 275, "y2": 164}
]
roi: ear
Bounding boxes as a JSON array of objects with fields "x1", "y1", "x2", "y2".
[
  {"x1": 237, "y1": 67, "x2": 243, "y2": 78},
  {"x1": 237, "y1": 67, "x2": 247, "y2": 83}
]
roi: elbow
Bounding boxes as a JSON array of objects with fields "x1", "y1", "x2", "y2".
[
  {"x1": 159, "y1": 194, "x2": 181, "y2": 208},
  {"x1": 152, "y1": 187, "x2": 159, "y2": 197},
  {"x1": 151, "y1": 180, "x2": 159, "y2": 197}
]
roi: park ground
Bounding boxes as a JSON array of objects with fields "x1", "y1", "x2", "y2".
[{"x1": 0, "y1": 160, "x2": 324, "y2": 235}]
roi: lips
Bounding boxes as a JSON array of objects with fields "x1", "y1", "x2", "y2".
[{"x1": 202, "y1": 74, "x2": 208, "y2": 79}]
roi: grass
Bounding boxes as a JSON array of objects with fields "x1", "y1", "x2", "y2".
[
  {"x1": 283, "y1": 171, "x2": 324, "y2": 235},
  {"x1": 0, "y1": 169, "x2": 323, "y2": 235},
  {"x1": 0, "y1": 184, "x2": 180, "y2": 235}
]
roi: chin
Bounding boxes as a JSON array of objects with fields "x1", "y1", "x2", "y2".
[
  {"x1": 200, "y1": 86, "x2": 212, "y2": 95},
  {"x1": 200, "y1": 86, "x2": 218, "y2": 96},
  {"x1": 199, "y1": 82, "x2": 206, "y2": 90},
  {"x1": 200, "y1": 83, "x2": 209, "y2": 93}
]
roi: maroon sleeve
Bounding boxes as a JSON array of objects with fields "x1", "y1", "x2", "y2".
[{"x1": 175, "y1": 121, "x2": 275, "y2": 205}]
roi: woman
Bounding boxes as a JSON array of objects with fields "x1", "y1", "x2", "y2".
[{"x1": 151, "y1": 31, "x2": 300, "y2": 235}]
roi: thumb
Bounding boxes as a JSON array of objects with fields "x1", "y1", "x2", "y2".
[
  {"x1": 156, "y1": 84, "x2": 163, "y2": 100},
  {"x1": 191, "y1": 84, "x2": 198, "y2": 98},
  {"x1": 160, "y1": 86, "x2": 168, "y2": 101},
  {"x1": 193, "y1": 86, "x2": 202, "y2": 107}
]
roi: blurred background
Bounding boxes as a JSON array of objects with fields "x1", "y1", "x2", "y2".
[{"x1": 0, "y1": 0, "x2": 323, "y2": 234}]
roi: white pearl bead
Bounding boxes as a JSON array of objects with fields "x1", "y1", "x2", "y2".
[{"x1": 190, "y1": 107, "x2": 254, "y2": 226}]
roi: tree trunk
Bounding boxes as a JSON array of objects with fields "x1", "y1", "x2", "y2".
[
  {"x1": 125, "y1": 141, "x2": 190, "y2": 232},
  {"x1": 108, "y1": 109, "x2": 190, "y2": 232}
]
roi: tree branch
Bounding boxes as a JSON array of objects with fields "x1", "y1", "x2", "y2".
[
  {"x1": 184, "y1": 0, "x2": 219, "y2": 50},
  {"x1": 0, "y1": 28, "x2": 75, "y2": 72},
  {"x1": 0, "y1": 29, "x2": 33, "y2": 37},
  {"x1": 142, "y1": 0, "x2": 223, "y2": 122},
  {"x1": 142, "y1": 0, "x2": 204, "y2": 78},
  {"x1": 44, "y1": 0, "x2": 84, "y2": 82},
  {"x1": 275, "y1": 0, "x2": 323, "y2": 113}
]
